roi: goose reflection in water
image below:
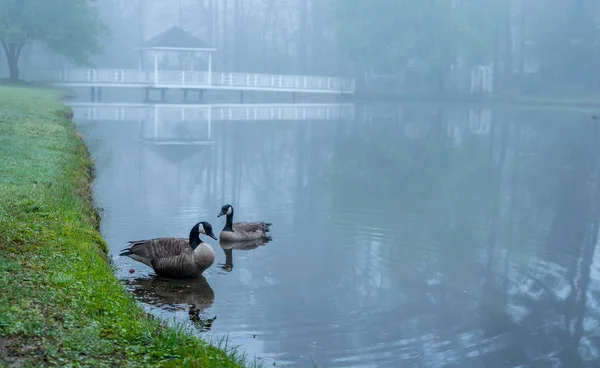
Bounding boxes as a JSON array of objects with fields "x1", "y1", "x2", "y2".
[
  {"x1": 218, "y1": 238, "x2": 272, "y2": 272},
  {"x1": 123, "y1": 276, "x2": 217, "y2": 331}
]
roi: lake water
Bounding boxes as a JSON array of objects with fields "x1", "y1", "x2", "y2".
[{"x1": 74, "y1": 101, "x2": 600, "y2": 368}]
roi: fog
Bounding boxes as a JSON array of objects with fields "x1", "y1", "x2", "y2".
[
  {"x1": 3, "y1": 0, "x2": 599, "y2": 95},
  {"x1": 3, "y1": 1, "x2": 600, "y2": 367}
]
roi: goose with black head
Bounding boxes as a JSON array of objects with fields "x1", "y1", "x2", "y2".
[
  {"x1": 217, "y1": 204, "x2": 272, "y2": 242},
  {"x1": 119, "y1": 221, "x2": 217, "y2": 278}
]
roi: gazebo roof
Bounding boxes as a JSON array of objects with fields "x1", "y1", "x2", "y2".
[{"x1": 137, "y1": 26, "x2": 216, "y2": 51}]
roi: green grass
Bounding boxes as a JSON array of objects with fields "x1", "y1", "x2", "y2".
[{"x1": 0, "y1": 86, "x2": 255, "y2": 367}]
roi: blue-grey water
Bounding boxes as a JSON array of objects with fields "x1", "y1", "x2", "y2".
[{"x1": 75, "y1": 101, "x2": 600, "y2": 368}]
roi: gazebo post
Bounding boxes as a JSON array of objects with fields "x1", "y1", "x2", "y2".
[
  {"x1": 137, "y1": 50, "x2": 143, "y2": 71},
  {"x1": 208, "y1": 51, "x2": 212, "y2": 85},
  {"x1": 153, "y1": 52, "x2": 158, "y2": 84}
]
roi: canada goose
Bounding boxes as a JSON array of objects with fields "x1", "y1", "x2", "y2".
[
  {"x1": 217, "y1": 204, "x2": 272, "y2": 242},
  {"x1": 119, "y1": 221, "x2": 218, "y2": 278}
]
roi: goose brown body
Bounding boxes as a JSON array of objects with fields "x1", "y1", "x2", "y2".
[
  {"x1": 217, "y1": 204, "x2": 272, "y2": 242},
  {"x1": 120, "y1": 222, "x2": 217, "y2": 278}
]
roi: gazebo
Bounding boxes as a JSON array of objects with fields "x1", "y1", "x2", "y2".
[{"x1": 135, "y1": 26, "x2": 216, "y2": 84}]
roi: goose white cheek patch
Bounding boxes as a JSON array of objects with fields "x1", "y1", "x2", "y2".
[{"x1": 226, "y1": 207, "x2": 232, "y2": 215}]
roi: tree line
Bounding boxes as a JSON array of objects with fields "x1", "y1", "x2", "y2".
[
  {"x1": 1, "y1": 0, "x2": 599, "y2": 95},
  {"x1": 329, "y1": 0, "x2": 600, "y2": 93}
]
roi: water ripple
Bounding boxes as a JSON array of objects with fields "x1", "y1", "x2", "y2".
[{"x1": 84, "y1": 108, "x2": 600, "y2": 367}]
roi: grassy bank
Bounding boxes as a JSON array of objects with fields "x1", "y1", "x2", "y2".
[{"x1": 0, "y1": 86, "x2": 250, "y2": 367}]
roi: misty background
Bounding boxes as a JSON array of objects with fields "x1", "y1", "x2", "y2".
[
  {"x1": 3, "y1": 0, "x2": 599, "y2": 96},
  {"x1": 4, "y1": 1, "x2": 600, "y2": 367}
]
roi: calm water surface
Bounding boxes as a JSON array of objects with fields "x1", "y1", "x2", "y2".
[{"x1": 74, "y1": 102, "x2": 600, "y2": 368}]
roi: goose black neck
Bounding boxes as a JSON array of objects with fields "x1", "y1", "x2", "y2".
[
  {"x1": 189, "y1": 228, "x2": 201, "y2": 250},
  {"x1": 190, "y1": 238, "x2": 201, "y2": 250},
  {"x1": 223, "y1": 213, "x2": 234, "y2": 232}
]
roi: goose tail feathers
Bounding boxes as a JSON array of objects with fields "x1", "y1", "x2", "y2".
[{"x1": 119, "y1": 240, "x2": 146, "y2": 256}]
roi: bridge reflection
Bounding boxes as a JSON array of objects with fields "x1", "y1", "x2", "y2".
[{"x1": 69, "y1": 102, "x2": 355, "y2": 145}]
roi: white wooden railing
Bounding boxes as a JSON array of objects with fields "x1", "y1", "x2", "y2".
[{"x1": 28, "y1": 69, "x2": 356, "y2": 94}]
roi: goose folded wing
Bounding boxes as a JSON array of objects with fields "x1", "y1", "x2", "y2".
[
  {"x1": 233, "y1": 221, "x2": 270, "y2": 233},
  {"x1": 126, "y1": 238, "x2": 190, "y2": 259}
]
